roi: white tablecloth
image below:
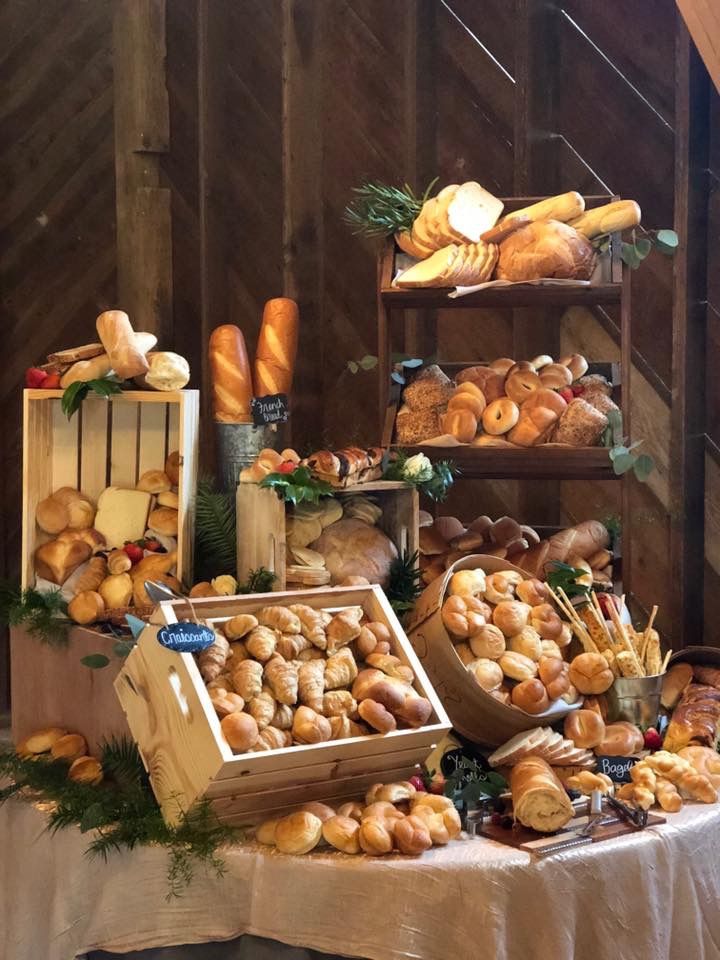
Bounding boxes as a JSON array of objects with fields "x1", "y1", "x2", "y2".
[{"x1": 2, "y1": 799, "x2": 720, "y2": 960}]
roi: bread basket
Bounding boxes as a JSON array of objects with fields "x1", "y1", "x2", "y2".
[{"x1": 406, "y1": 554, "x2": 580, "y2": 746}]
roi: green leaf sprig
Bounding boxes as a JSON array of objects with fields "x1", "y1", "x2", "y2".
[
  {"x1": 61, "y1": 375, "x2": 124, "y2": 419},
  {"x1": 260, "y1": 465, "x2": 333, "y2": 506},
  {"x1": 0, "y1": 582, "x2": 69, "y2": 645},
  {"x1": 546, "y1": 561, "x2": 592, "y2": 600},
  {"x1": 343, "y1": 178, "x2": 438, "y2": 237},
  {"x1": 386, "y1": 550, "x2": 423, "y2": 618},
  {"x1": 383, "y1": 451, "x2": 458, "y2": 502},
  {"x1": 238, "y1": 567, "x2": 277, "y2": 594},
  {"x1": 601, "y1": 409, "x2": 654, "y2": 480},
  {"x1": 594, "y1": 227, "x2": 679, "y2": 270},
  {"x1": 439, "y1": 756, "x2": 507, "y2": 810}
]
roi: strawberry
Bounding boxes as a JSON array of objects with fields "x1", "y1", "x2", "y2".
[
  {"x1": 408, "y1": 774, "x2": 426, "y2": 793},
  {"x1": 644, "y1": 728, "x2": 663, "y2": 751},
  {"x1": 25, "y1": 367, "x2": 48, "y2": 388},
  {"x1": 123, "y1": 543, "x2": 144, "y2": 565},
  {"x1": 429, "y1": 774, "x2": 446, "y2": 795},
  {"x1": 571, "y1": 384, "x2": 585, "y2": 397},
  {"x1": 559, "y1": 387, "x2": 574, "y2": 404},
  {"x1": 277, "y1": 460, "x2": 296, "y2": 475},
  {"x1": 597, "y1": 592, "x2": 620, "y2": 620},
  {"x1": 42, "y1": 373, "x2": 62, "y2": 389},
  {"x1": 143, "y1": 538, "x2": 163, "y2": 552}
]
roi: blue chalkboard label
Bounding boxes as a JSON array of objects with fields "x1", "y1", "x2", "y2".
[
  {"x1": 251, "y1": 393, "x2": 289, "y2": 426},
  {"x1": 595, "y1": 755, "x2": 639, "y2": 783},
  {"x1": 157, "y1": 622, "x2": 215, "y2": 653}
]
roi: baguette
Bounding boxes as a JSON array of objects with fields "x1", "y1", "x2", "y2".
[
  {"x1": 96, "y1": 310, "x2": 149, "y2": 380},
  {"x1": 209, "y1": 324, "x2": 254, "y2": 422},
  {"x1": 569, "y1": 200, "x2": 641, "y2": 239},
  {"x1": 510, "y1": 755, "x2": 574, "y2": 833},
  {"x1": 254, "y1": 298, "x2": 299, "y2": 397},
  {"x1": 60, "y1": 354, "x2": 113, "y2": 388},
  {"x1": 501, "y1": 191, "x2": 585, "y2": 225}
]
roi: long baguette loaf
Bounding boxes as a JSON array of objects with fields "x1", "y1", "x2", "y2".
[
  {"x1": 96, "y1": 311, "x2": 149, "y2": 380},
  {"x1": 569, "y1": 200, "x2": 641, "y2": 238},
  {"x1": 510, "y1": 755, "x2": 574, "y2": 832},
  {"x1": 60, "y1": 354, "x2": 113, "y2": 388},
  {"x1": 254, "y1": 298, "x2": 299, "y2": 397},
  {"x1": 209, "y1": 325, "x2": 254, "y2": 422},
  {"x1": 501, "y1": 191, "x2": 585, "y2": 225}
]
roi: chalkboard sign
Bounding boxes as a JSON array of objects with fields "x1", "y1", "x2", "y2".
[
  {"x1": 157, "y1": 622, "x2": 216, "y2": 653},
  {"x1": 595, "y1": 754, "x2": 639, "y2": 783},
  {"x1": 251, "y1": 393, "x2": 289, "y2": 426}
]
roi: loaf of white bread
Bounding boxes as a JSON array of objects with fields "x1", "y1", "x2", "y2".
[{"x1": 510, "y1": 755, "x2": 574, "y2": 833}]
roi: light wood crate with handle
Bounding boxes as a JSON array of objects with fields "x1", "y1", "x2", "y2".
[
  {"x1": 236, "y1": 480, "x2": 419, "y2": 590},
  {"x1": 21, "y1": 389, "x2": 199, "y2": 589},
  {"x1": 114, "y1": 585, "x2": 450, "y2": 827}
]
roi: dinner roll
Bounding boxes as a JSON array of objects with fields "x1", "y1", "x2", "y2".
[
  {"x1": 499, "y1": 650, "x2": 538, "y2": 682},
  {"x1": 537, "y1": 655, "x2": 571, "y2": 700},
  {"x1": 511, "y1": 678, "x2": 550, "y2": 714},
  {"x1": 492, "y1": 600, "x2": 532, "y2": 637},
  {"x1": 467, "y1": 657, "x2": 504, "y2": 691},
  {"x1": 569, "y1": 652, "x2": 614, "y2": 695},
  {"x1": 564, "y1": 708, "x2": 606, "y2": 749},
  {"x1": 508, "y1": 626, "x2": 542, "y2": 661},
  {"x1": 469, "y1": 624, "x2": 506, "y2": 660},
  {"x1": 275, "y1": 811, "x2": 323, "y2": 855},
  {"x1": 322, "y1": 815, "x2": 361, "y2": 854},
  {"x1": 448, "y1": 569, "x2": 486, "y2": 597},
  {"x1": 595, "y1": 722, "x2": 643, "y2": 757}
]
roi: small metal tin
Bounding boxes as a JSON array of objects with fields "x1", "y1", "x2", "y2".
[
  {"x1": 215, "y1": 422, "x2": 278, "y2": 492},
  {"x1": 606, "y1": 673, "x2": 664, "y2": 728}
]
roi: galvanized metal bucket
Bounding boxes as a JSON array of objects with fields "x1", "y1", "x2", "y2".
[
  {"x1": 215, "y1": 422, "x2": 277, "y2": 492},
  {"x1": 606, "y1": 673, "x2": 664, "y2": 728}
]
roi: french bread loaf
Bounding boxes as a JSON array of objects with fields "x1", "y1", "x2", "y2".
[
  {"x1": 209, "y1": 324, "x2": 254, "y2": 422},
  {"x1": 569, "y1": 200, "x2": 641, "y2": 239},
  {"x1": 96, "y1": 310, "x2": 149, "y2": 380},
  {"x1": 501, "y1": 191, "x2": 585, "y2": 225},
  {"x1": 510, "y1": 756, "x2": 574, "y2": 832},
  {"x1": 254, "y1": 298, "x2": 299, "y2": 397}
]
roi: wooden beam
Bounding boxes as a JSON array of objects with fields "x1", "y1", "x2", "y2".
[
  {"x1": 670, "y1": 21, "x2": 711, "y2": 646},
  {"x1": 676, "y1": 0, "x2": 720, "y2": 94},
  {"x1": 281, "y1": 0, "x2": 325, "y2": 453},
  {"x1": 113, "y1": 0, "x2": 172, "y2": 340},
  {"x1": 513, "y1": 0, "x2": 561, "y2": 525}
]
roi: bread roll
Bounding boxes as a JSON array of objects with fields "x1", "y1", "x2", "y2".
[
  {"x1": 50, "y1": 733, "x2": 87, "y2": 762},
  {"x1": 74, "y1": 555, "x2": 108, "y2": 593},
  {"x1": 209, "y1": 324, "x2": 254, "y2": 422},
  {"x1": 322, "y1": 815, "x2": 361, "y2": 854},
  {"x1": 469, "y1": 624, "x2": 506, "y2": 660},
  {"x1": 508, "y1": 626, "x2": 542, "y2": 661},
  {"x1": 492, "y1": 600, "x2": 531, "y2": 637},
  {"x1": 221, "y1": 712, "x2": 259, "y2": 752},
  {"x1": 165, "y1": 450, "x2": 181, "y2": 486},
  {"x1": 499, "y1": 651, "x2": 538, "y2": 682},
  {"x1": 393, "y1": 814, "x2": 432, "y2": 855},
  {"x1": 68, "y1": 756, "x2": 103, "y2": 786},
  {"x1": 358, "y1": 816, "x2": 394, "y2": 856},
  {"x1": 68, "y1": 590, "x2": 105, "y2": 625},
  {"x1": 275, "y1": 811, "x2": 323, "y2": 855},
  {"x1": 65, "y1": 498, "x2": 95, "y2": 530},
  {"x1": 564, "y1": 709, "x2": 605, "y2": 749},
  {"x1": 511, "y1": 678, "x2": 550, "y2": 714},
  {"x1": 254, "y1": 298, "x2": 299, "y2": 397},
  {"x1": 467, "y1": 657, "x2": 504, "y2": 691},
  {"x1": 148, "y1": 507, "x2": 179, "y2": 536},
  {"x1": 98, "y1": 573, "x2": 133, "y2": 609},
  {"x1": 510, "y1": 756, "x2": 574, "y2": 832},
  {"x1": 96, "y1": 310, "x2": 149, "y2": 380},
  {"x1": 569, "y1": 652, "x2": 614, "y2": 695},
  {"x1": 596, "y1": 722, "x2": 643, "y2": 757},
  {"x1": 137, "y1": 470, "x2": 172, "y2": 493},
  {"x1": 496, "y1": 220, "x2": 596, "y2": 282},
  {"x1": 107, "y1": 549, "x2": 132, "y2": 575},
  {"x1": 537, "y1": 655, "x2": 570, "y2": 699},
  {"x1": 34, "y1": 539, "x2": 92, "y2": 585},
  {"x1": 36, "y1": 496, "x2": 69, "y2": 534},
  {"x1": 441, "y1": 408, "x2": 477, "y2": 443}
]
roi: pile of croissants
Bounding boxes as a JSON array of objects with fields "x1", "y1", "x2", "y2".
[
  {"x1": 255, "y1": 780, "x2": 461, "y2": 856},
  {"x1": 199, "y1": 602, "x2": 433, "y2": 754}
]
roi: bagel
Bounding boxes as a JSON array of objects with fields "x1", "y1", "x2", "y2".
[
  {"x1": 481, "y1": 397, "x2": 519, "y2": 435},
  {"x1": 506, "y1": 361, "x2": 535, "y2": 377},
  {"x1": 539, "y1": 363, "x2": 573, "y2": 389},
  {"x1": 505, "y1": 370, "x2": 541, "y2": 405},
  {"x1": 560, "y1": 353, "x2": 589, "y2": 380}
]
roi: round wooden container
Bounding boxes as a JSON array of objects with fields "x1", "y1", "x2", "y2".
[{"x1": 406, "y1": 554, "x2": 580, "y2": 747}]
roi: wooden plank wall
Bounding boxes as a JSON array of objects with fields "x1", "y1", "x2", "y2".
[{"x1": 1, "y1": 0, "x2": 718, "y2": 709}]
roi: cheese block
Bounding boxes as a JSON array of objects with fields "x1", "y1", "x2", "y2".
[
  {"x1": 94, "y1": 487, "x2": 152, "y2": 548},
  {"x1": 446, "y1": 182, "x2": 504, "y2": 242}
]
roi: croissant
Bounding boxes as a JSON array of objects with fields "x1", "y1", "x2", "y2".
[
  {"x1": 297, "y1": 646, "x2": 325, "y2": 661},
  {"x1": 365, "y1": 653, "x2": 414, "y2": 684},
  {"x1": 198, "y1": 633, "x2": 230, "y2": 682},
  {"x1": 257, "y1": 604, "x2": 301, "y2": 635},
  {"x1": 322, "y1": 690, "x2": 357, "y2": 717},
  {"x1": 252, "y1": 726, "x2": 292, "y2": 751},
  {"x1": 293, "y1": 705, "x2": 332, "y2": 744},
  {"x1": 74, "y1": 555, "x2": 108, "y2": 593},
  {"x1": 231, "y1": 659, "x2": 263, "y2": 700},
  {"x1": 247, "y1": 688, "x2": 276, "y2": 729},
  {"x1": 298, "y1": 659, "x2": 326, "y2": 712},
  {"x1": 224, "y1": 614, "x2": 258, "y2": 640},
  {"x1": 264, "y1": 657, "x2": 299, "y2": 705},
  {"x1": 270, "y1": 702, "x2": 294, "y2": 730},
  {"x1": 275, "y1": 633, "x2": 311, "y2": 660},
  {"x1": 228, "y1": 641, "x2": 250, "y2": 663},
  {"x1": 329, "y1": 715, "x2": 352, "y2": 739},
  {"x1": 288, "y1": 603, "x2": 327, "y2": 649},
  {"x1": 246, "y1": 625, "x2": 278, "y2": 662},
  {"x1": 326, "y1": 608, "x2": 363, "y2": 653},
  {"x1": 324, "y1": 647, "x2": 358, "y2": 690}
]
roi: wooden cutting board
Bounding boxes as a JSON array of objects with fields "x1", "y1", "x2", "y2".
[{"x1": 479, "y1": 811, "x2": 665, "y2": 855}]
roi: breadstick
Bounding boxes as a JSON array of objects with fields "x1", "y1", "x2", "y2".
[
  {"x1": 640, "y1": 606, "x2": 658, "y2": 667},
  {"x1": 606, "y1": 598, "x2": 644, "y2": 676},
  {"x1": 660, "y1": 649, "x2": 672, "y2": 674}
]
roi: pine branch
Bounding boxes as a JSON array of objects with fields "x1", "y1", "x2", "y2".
[{"x1": 0, "y1": 582, "x2": 70, "y2": 646}]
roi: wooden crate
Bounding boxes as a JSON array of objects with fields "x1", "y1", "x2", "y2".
[
  {"x1": 114, "y1": 585, "x2": 450, "y2": 826},
  {"x1": 236, "y1": 480, "x2": 419, "y2": 590},
  {"x1": 10, "y1": 626, "x2": 129, "y2": 754},
  {"x1": 21, "y1": 389, "x2": 199, "y2": 588}
]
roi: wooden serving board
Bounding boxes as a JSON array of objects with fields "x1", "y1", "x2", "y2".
[{"x1": 479, "y1": 812, "x2": 666, "y2": 854}]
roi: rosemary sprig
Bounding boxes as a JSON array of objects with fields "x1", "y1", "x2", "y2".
[{"x1": 343, "y1": 178, "x2": 438, "y2": 237}]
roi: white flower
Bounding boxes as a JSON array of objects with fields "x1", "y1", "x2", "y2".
[
  {"x1": 403, "y1": 453, "x2": 433, "y2": 482},
  {"x1": 211, "y1": 575, "x2": 238, "y2": 596}
]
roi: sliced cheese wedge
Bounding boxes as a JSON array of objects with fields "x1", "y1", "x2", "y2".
[
  {"x1": 447, "y1": 181, "x2": 504, "y2": 242},
  {"x1": 395, "y1": 244, "x2": 459, "y2": 288}
]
